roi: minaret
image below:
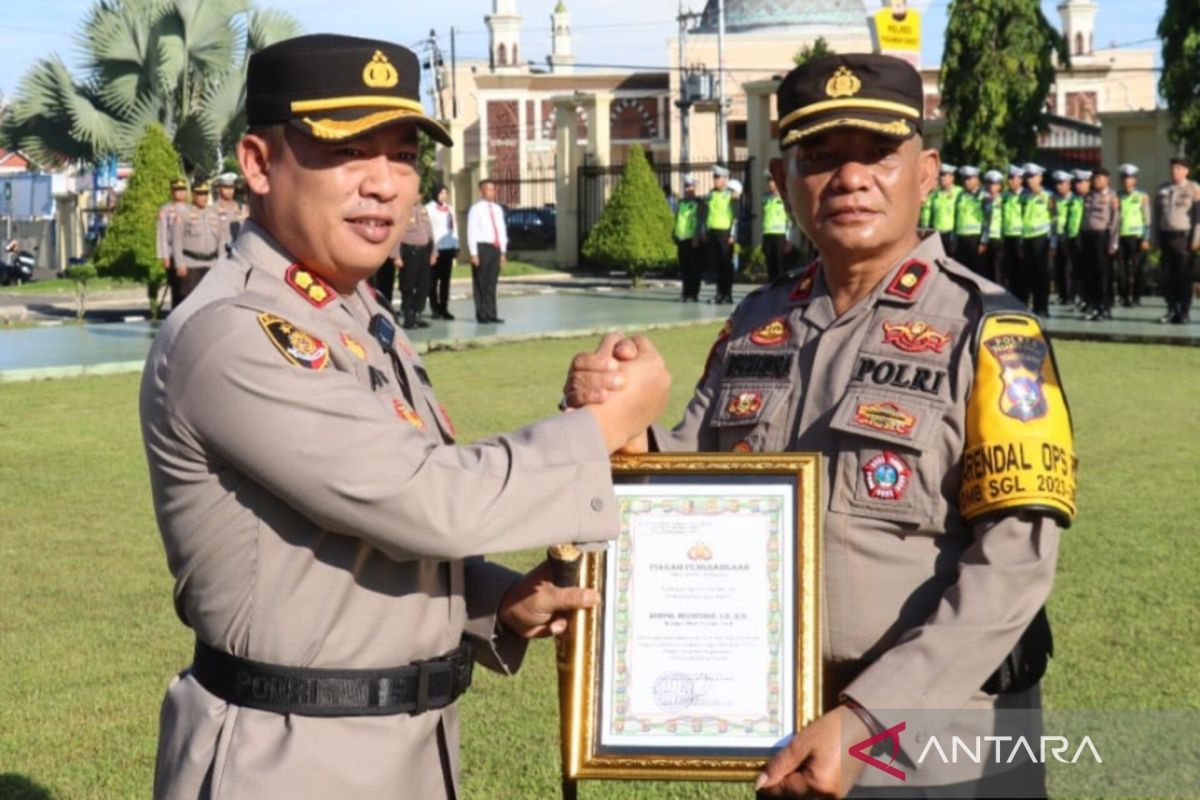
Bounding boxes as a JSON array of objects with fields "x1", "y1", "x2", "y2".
[
  {"x1": 1057, "y1": 0, "x2": 1098, "y2": 62},
  {"x1": 549, "y1": 1, "x2": 576, "y2": 75},
  {"x1": 487, "y1": 0, "x2": 524, "y2": 74}
]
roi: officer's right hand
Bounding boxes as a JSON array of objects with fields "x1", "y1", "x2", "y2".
[
  {"x1": 177, "y1": 265, "x2": 188, "y2": 278},
  {"x1": 579, "y1": 335, "x2": 670, "y2": 453},
  {"x1": 563, "y1": 332, "x2": 639, "y2": 406},
  {"x1": 470, "y1": 255, "x2": 480, "y2": 268}
]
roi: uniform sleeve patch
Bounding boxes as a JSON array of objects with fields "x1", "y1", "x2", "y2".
[
  {"x1": 881, "y1": 320, "x2": 952, "y2": 354},
  {"x1": 983, "y1": 334, "x2": 1049, "y2": 421},
  {"x1": 285, "y1": 264, "x2": 337, "y2": 308},
  {"x1": 257, "y1": 313, "x2": 329, "y2": 370},
  {"x1": 725, "y1": 353, "x2": 794, "y2": 379}
]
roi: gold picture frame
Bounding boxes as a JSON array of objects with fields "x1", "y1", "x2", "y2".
[{"x1": 558, "y1": 452, "x2": 823, "y2": 783}]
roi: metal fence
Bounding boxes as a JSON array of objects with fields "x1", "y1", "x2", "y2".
[
  {"x1": 490, "y1": 165, "x2": 557, "y2": 211},
  {"x1": 576, "y1": 157, "x2": 756, "y2": 268}
]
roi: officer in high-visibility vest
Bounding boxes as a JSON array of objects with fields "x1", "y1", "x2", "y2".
[
  {"x1": 1020, "y1": 163, "x2": 1055, "y2": 316},
  {"x1": 928, "y1": 162, "x2": 960, "y2": 253},
  {"x1": 1001, "y1": 164, "x2": 1026, "y2": 292},
  {"x1": 1066, "y1": 169, "x2": 1091, "y2": 311},
  {"x1": 978, "y1": 169, "x2": 1004, "y2": 283},
  {"x1": 1116, "y1": 163, "x2": 1152, "y2": 307},
  {"x1": 761, "y1": 173, "x2": 792, "y2": 281},
  {"x1": 1051, "y1": 170, "x2": 1074, "y2": 306},
  {"x1": 953, "y1": 165, "x2": 986, "y2": 276},
  {"x1": 704, "y1": 164, "x2": 739, "y2": 304},
  {"x1": 673, "y1": 175, "x2": 705, "y2": 301}
]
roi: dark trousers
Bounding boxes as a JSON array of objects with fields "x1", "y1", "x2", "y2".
[
  {"x1": 953, "y1": 235, "x2": 981, "y2": 278},
  {"x1": 706, "y1": 230, "x2": 734, "y2": 300},
  {"x1": 473, "y1": 243, "x2": 501, "y2": 321},
  {"x1": 179, "y1": 265, "x2": 212, "y2": 298},
  {"x1": 1068, "y1": 237, "x2": 1085, "y2": 304},
  {"x1": 938, "y1": 231, "x2": 955, "y2": 255},
  {"x1": 762, "y1": 234, "x2": 788, "y2": 281},
  {"x1": 372, "y1": 258, "x2": 397, "y2": 312},
  {"x1": 1117, "y1": 236, "x2": 1146, "y2": 305},
  {"x1": 1161, "y1": 231, "x2": 1194, "y2": 316},
  {"x1": 429, "y1": 248, "x2": 455, "y2": 315},
  {"x1": 166, "y1": 261, "x2": 184, "y2": 310},
  {"x1": 1002, "y1": 236, "x2": 1023, "y2": 294},
  {"x1": 677, "y1": 239, "x2": 702, "y2": 299},
  {"x1": 1022, "y1": 236, "x2": 1050, "y2": 314},
  {"x1": 399, "y1": 243, "x2": 432, "y2": 319},
  {"x1": 1053, "y1": 235, "x2": 1073, "y2": 303},
  {"x1": 1080, "y1": 230, "x2": 1114, "y2": 312}
]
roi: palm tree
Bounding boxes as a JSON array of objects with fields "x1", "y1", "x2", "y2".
[{"x1": 1, "y1": 0, "x2": 300, "y2": 174}]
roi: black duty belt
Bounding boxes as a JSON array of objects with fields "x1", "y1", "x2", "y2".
[
  {"x1": 191, "y1": 639, "x2": 473, "y2": 717},
  {"x1": 182, "y1": 249, "x2": 219, "y2": 261}
]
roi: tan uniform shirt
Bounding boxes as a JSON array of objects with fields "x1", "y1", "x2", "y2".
[
  {"x1": 1153, "y1": 179, "x2": 1200, "y2": 249},
  {"x1": 214, "y1": 198, "x2": 245, "y2": 248},
  {"x1": 652, "y1": 234, "x2": 1062, "y2": 787},
  {"x1": 399, "y1": 204, "x2": 435, "y2": 248},
  {"x1": 1081, "y1": 188, "x2": 1121, "y2": 251},
  {"x1": 140, "y1": 220, "x2": 618, "y2": 799},
  {"x1": 156, "y1": 201, "x2": 188, "y2": 261},
  {"x1": 171, "y1": 205, "x2": 229, "y2": 268}
]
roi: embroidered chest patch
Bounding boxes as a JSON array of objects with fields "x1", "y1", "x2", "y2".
[
  {"x1": 340, "y1": 332, "x2": 367, "y2": 361},
  {"x1": 750, "y1": 317, "x2": 790, "y2": 346},
  {"x1": 392, "y1": 398, "x2": 427, "y2": 430},
  {"x1": 853, "y1": 401, "x2": 917, "y2": 437},
  {"x1": 257, "y1": 313, "x2": 329, "y2": 370},
  {"x1": 862, "y1": 451, "x2": 912, "y2": 500},
  {"x1": 881, "y1": 320, "x2": 952, "y2": 354},
  {"x1": 726, "y1": 391, "x2": 764, "y2": 418}
]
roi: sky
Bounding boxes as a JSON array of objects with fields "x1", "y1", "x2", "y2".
[{"x1": 0, "y1": 0, "x2": 1165, "y2": 107}]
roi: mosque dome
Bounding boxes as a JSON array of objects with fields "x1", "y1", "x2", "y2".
[{"x1": 695, "y1": 0, "x2": 868, "y2": 32}]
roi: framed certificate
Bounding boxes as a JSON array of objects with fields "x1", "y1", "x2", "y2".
[{"x1": 559, "y1": 453, "x2": 822, "y2": 782}]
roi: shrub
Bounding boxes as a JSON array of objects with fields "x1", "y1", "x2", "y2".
[
  {"x1": 581, "y1": 145, "x2": 676, "y2": 285},
  {"x1": 90, "y1": 125, "x2": 183, "y2": 318}
]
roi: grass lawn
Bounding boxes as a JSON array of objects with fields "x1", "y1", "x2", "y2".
[
  {"x1": 450, "y1": 258, "x2": 559, "y2": 281},
  {"x1": 0, "y1": 277, "x2": 141, "y2": 296},
  {"x1": 0, "y1": 328, "x2": 1197, "y2": 799}
]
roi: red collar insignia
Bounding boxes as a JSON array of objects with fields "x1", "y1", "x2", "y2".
[
  {"x1": 788, "y1": 262, "x2": 820, "y2": 303},
  {"x1": 285, "y1": 264, "x2": 337, "y2": 309},
  {"x1": 884, "y1": 259, "x2": 930, "y2": 301}
]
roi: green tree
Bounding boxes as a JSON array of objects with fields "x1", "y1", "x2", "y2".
[
  {"x1": 1159, "y1": 0, "x2": 1200, "y2": 165},
  {"x1": 793, "y1": 36, "x2": 834, "y2": 66},
  {"x1": 938, "y1": 0, "x2": 1068, "y2": 167},
  {"x1": 582, "y1": 145, "x2": 675, "y2": 285},
  {"x1": 1, "y1": 0, "x2": 299, "y2": 173},
  {"x1": 90, "y1": 124, "x2": 181, "y2": 318}
]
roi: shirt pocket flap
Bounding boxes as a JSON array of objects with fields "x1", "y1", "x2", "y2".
[{"x1": 828, "y1": 387, "x2": 941, "y2": 453}]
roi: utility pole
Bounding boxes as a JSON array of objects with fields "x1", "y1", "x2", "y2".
[
  {"x1": 450, "y1": 27, "x2": 458, "y2": 119},
  {"x1": 425, "y1": 29, "x2": 446, "y2": 120},
  {"x1": 716, "y1": 0, "x2": 728, "y2": 164},
  {"x1": 675, "y1": 3, "x2": 703, "y2": 166}
]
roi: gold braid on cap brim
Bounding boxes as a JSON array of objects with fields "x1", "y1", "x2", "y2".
[
  {"x1": 782, "y1": 117, "x2": 913, "y2": 146},
  {"x1": 300, "y1": 109, "x2": 447, "y2": 141}
]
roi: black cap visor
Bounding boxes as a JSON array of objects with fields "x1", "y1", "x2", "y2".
[
  {"x1": 288, "y1": 98, "x2": 453, "y2": 146},
  {"x1": 781, "y1": 108, "x2": 918, "y2": 149}
]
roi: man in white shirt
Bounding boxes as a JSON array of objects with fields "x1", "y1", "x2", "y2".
[
  {"x1": 425, "y1": 182, "x2": 459, "y2": 320},
  {"x1": 466, "y1": 179, "x2": 507, "y2": 323}
]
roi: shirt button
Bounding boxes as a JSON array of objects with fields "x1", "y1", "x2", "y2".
[{"x1": 590, "y1": 497, "x2": 605, "y2": 512}]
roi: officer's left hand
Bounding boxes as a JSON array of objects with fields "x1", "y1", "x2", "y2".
[
  {"x1": 1108, "y1": 245, "x2": 1118, "y2": 256},
  {"x1": 497, "y1": 561, "x2": 600, "y2": 639},
  {"x1": 1140, "y1": 240, "x2": 1150, "y2": 252},
  {"x1": 754, "y1": 705, "x2": 869, "y2": 799}
]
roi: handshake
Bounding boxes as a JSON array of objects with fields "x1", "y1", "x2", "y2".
[{"x1": 563, "y1": 332, "x2": 672, "y2": 454}]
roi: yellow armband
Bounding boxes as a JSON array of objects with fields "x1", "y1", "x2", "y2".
[{"x1": 959, "y1": 312, "x2": 1077, "y2": 527}]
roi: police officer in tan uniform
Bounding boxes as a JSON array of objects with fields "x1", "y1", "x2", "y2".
[
  {"x1": 156, "y1": 178, "x2": 189, "y2": 310},
  {"x1": 213, "y1": 172, "x2": 246, "y2": 252},
  {"x1": 1154, "y1": 156, "x2": 1200, "y2": 324},
  {"x1": 171, "y1": 180, "x2": 227, "y2": 299},
  {"x1": 568, "y1": 53, "x2": 1076, "y2": 798},
  {"x1": 140, "y1": 34, "x2": 670, "y2": 800}
]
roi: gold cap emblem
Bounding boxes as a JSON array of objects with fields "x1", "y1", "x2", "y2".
[
  {"x1": 363, "y1": 50, "x2": 399, "y2": 89},
  {"x1": 825, "y1": 66, "x2": 861, "y2": 99}
]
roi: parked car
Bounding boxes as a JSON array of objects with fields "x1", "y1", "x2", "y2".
[{"x1": 505, "y1": 206, "x2": 556, "y2": 250}]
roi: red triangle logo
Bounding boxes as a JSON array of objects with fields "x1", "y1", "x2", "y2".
[{"x1": 847, "y1": 721, "x2": 906, "y2": 781}]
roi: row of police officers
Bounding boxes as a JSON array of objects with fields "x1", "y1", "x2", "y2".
[
  {"x1": 920, "y1": 157, "x2": 1200, "y2": 324},
  {"x1": 155, "y1": 173, "x2": 247, "y2": 310}
]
